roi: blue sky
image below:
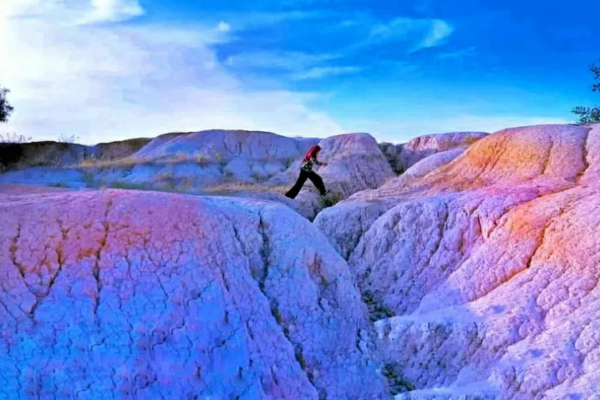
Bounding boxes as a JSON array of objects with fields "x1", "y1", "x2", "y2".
[{"x1": 1, "y1": 0, "x2": 599, "y2": 143}]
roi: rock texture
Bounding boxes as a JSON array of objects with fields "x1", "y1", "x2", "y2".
[
  {"x1": 316, "y1": 124, "x2": 600, "y2": 399},
  {"x1": 380, "y1": 131, "x2": 488, "y2": 174},
  {"x1": 3, "y1": 122, "x2": 600, "y2": 399},
  {"x1": 0, "y1": 138, "x2": 150, "y2": 171},
  {"x1": 93, "y1": 130, "x2": 319, "y2": 189},
  {"x1": 0, "y1": 189, "x2": 388, "y2": 399},
  {"x1": 1, "y1": 130, "x2": 393, "y2": 220},
  {"x1": 0, "y1": 142, "x2": 89, "y2": 171},
  {"x1": 269, "y1": 133, "x2": 395, "y2": 217}
]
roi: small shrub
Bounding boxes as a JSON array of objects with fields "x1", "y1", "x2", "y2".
[
  {"x1": 49, "y1": 182, "x2": 70, "y2": 188},
  {"x1": 572, "y1": 59, "x2": 600, "y2": 123},
  {"x1": 251, "y1": 171, "x2": 268, "y2": 183},
  {"x1": 83, "y1": 170, "x2": 97, "y2": 188},
  {"x1": 382, "y1": 364, "x2": 415, "y2": 394},
  {"x1": 195, "y1": 154, "x2": 210, "y2": 168},
  {"x1": 573, "y1": 106, "x2": 600, "y2": 124},
  {"x1": 284, "y1": 157, "x2": 296, "y2": 169},
  {"x1": 180, "y1": 178, "x2": 194, "y2": 191},
  {"x1": 362, "y1": 290, "x2": 394, "y2": 321},
  {"x1": 108, "y1": 181, "x2": 147, "y2": 190},
  {"x1": 57, "y1": 134, "x2": 80, "y2": 144},
  {"x1": 0, "y1": 132, "x2": 32, "y2": 143},
  {"x1": 321, "y1": 190, "x2": 343, "y2": 208}
]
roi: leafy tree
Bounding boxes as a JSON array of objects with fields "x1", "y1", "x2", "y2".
[
  {"x1": 573, "y1": 60, "x2": 600, "y2": 123},
  {"x1": 0, "y1": 86, "x2": 13, "y2": 124}
]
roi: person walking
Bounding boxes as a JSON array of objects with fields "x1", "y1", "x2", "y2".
[{"x1": 285, "y1": 145, "x2": 330, "y2": 199}]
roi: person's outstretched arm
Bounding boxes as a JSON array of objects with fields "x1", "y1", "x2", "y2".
[{"x1": 313, "y1": 156, "x2": 328, "y2": 167}]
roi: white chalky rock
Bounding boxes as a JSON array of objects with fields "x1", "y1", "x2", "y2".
[
  {"x1": 318, "y1": 133, "x2": 395, "y2": 198},
  {"x1": 317, "y1": 124, "x2": 600, "y2": 399},
  {"x1": 269, "y1": 132, "x2": 395, "y2": 218},
  {"x1": 0, "y1": 189, "x2": 388, "y2": 400},
  {"x1": 380, "y1": 132, "x2": 488, "y2": 173}
]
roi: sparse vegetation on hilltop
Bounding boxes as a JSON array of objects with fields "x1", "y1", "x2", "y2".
[
  {"x1": 573, "y1": 59, "x2": 600, "y2": 123},
  {"x1": 0, "y1": 132, "x2": 32, "y2": 144}
]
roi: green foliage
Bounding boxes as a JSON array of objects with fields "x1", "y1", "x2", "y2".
[
  {"x1": 108, "y1": 181, "x2": 147, "y2": 190},
  {"x1": 573, "y1": 59, "x2": 600, "y2": 123},
  {"x1": 362, "y1": 290, "x2": 394, "y2": 322},
  {"x1": 49, "y1": 182, "x2": 70, "y2": 188},
  {"x1": 321, "y1": 190, "x2": 343, "y2": 208},
  {"x1": 83, "y1": 170, "x2": 97, "y2": 188},
  {"x1": 382, "y1": 364, "x2": 415, "y2": 395},
  {"x1": 284, "y1": 156, "x2": 296, "y2": 169},
  {"x1": 0, "y1": 87, "x2": 13, "y2": 124},
  {"x1": 572, "y1": 106, "x2": 600, "y2": 124}
]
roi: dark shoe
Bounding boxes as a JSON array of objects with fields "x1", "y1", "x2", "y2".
[{"x1": 321, "y1": 190, "x2": 330, "y2": 196}]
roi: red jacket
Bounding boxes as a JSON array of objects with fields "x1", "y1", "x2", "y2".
[
  {"x1": 302, "y1": 145, "x2": 323, "y2": 172},
  {"x1": 304, "y1": 145, "x2": 321, "y2": 162}
]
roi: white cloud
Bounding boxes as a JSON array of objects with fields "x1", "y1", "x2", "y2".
[
  {"x1": 364, "y1": 17, "x2": 454, "y2": 53},
  {"x1": 81, "y1": 0, "x2": 144, "y2": 24},
  {"x1": 217, "y1": 21, "x2": 230, "y2": 33},
  {"x1": 0, "y1": 1, "x2": 342, "y2": 144},
  {"x1": 226, "y1": 51, "x2": 340, "y2": 71},
  {"x1": 437, "y1": 46, "x2": 476, "y2": 60},
  {"x1": 88, "y1": 0, "x2": 144, "y2": 22},
  {"x1": 292, "y1": 66, "x2": 362, "y2": 80},
  {"x1": 419, "y1": 19, "x2": 453, "y2": 49}
]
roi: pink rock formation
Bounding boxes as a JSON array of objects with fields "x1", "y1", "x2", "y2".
[
  {"x1": 0, "y1": 131, "x2": 393, "y2": 220},
  {"x1": 0, "y1": 189, "x2": 387, "y2": 399},
  {"x1": 379, "y1": 131, "x2": 488, "y2": 174},
  {"x1": 316, "y1": 124, "x2": 600, "y2": 398},
  {"x1": 265, "y1": 132, "x2": 395, "y2": 219}
]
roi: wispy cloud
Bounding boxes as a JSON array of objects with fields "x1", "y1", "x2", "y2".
[
  {"x1": 362, "y1": 17, "x2": 454, "y2": 52},
  {"x1": 81, "y1": 0, "x2": 144, "y2": 24},
  {"x1": 226, "y1": 51, "x2": 340, "y2": 71},
  {"x1": 420, "y1": 19, "x2": 453, "y2": 49},
  {"x1": 222, "y1": 15, "x2": 453, "y2": 84},
  {"x1": 211, "y1": 10, "x2": 323, "y2": 31},
  {"x1": 0, "y1": 1, "x2": 342, "y2": 143},
  {"x1": 437, "y1": 46, "x2": 476, "y2": 61},
  {"x1": 292, "y1": 66, "x2": 362, "y2": 80},
  {"x1": 217, "y1": 21, "x2": 231, "y2": 33}
]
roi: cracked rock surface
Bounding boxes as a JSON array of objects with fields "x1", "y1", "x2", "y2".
[
  {"x1": 0, "y1": 189, "x2": 387, "y2": 399},
  {"x1": 316, "y1": 123, "x2": 600, "y2": 399}
]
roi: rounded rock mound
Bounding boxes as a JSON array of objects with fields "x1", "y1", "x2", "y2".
[
  {"x1": 0, "y1": 189, "x2": 388, "y2": 400},
  {"x1": 316, "y1": 123, "x2": 600, "y2": 399}
]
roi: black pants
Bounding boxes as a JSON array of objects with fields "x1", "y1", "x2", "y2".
[{"x1": 285, "y1": 169, "x2": 327, "y2": 199}]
